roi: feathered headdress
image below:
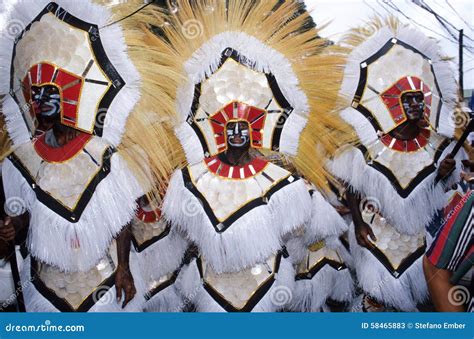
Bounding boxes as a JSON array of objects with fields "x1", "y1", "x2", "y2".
[
  {"x1": 0, "y1": 0, "x2": 147, "y2": 148},
  {"x1": 120, "y1": 0, "x2": 355, "y2": 195},
  {"x1": 338, "y1": 17, "x2": 458, "y2": 146}
]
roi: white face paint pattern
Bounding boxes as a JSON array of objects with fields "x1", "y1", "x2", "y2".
[{"x1": 227, "y1": 122, "x2": 250, "y2": 147}]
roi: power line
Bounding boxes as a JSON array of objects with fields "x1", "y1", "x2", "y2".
[
  {"x1": 363, "y1": 0, "x2": 385, "y2": 18},
  {"x1": 375, "y1": 0, "x2": 392, "y2": 16},
  {"x1": 444, "y1": 0, "x2": 473, "y2": 31},
  {"x1": 379, "y1": 0, "x2": 457, "y2": 43},
  {"x1": 414, "y1": 0, "x2": 474, "y2": 45},
  {"x1": 379, "y1": 0, "x2": 474, "y2": 53},
  {"x1": 411, "y1": 0, "x2": 458, "y2": 40}
]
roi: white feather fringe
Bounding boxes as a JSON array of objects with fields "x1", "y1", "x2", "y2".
[
  {"x1": 144, "y1": 283, "x2": 184, "y2": 312},
  {"x1": 306, "y1": 190, "x2": 349, "y2": 243},
  {"x1": 176, "y1": 257, "x2": 296, "y2": 312},
  {"x1": 340, "y1": 25, "x2": 457, "y2": 138},
  {"x1": 289, "y1": 236, "x2": 355, "y2": 312},
  {"x1": 175, "y1": 122, "x2": 205, "y2": 166},
  {"x1": 0, "y1": 95, "x2": 30, "y2": 146},
  {"x1": 3, "y1": 153, "x2": 143, "y2": 272},
  {"x1": 21, "y1": 253, "x2": 146, "y2": 312},
  {"x1": 291, "y1": 266, "x2": 354, "y2": 312},
  {"x1": 348, "y1": 226, "x2": 428, "y2": 311},
  {"x1": 133, "y1": 230, "x2": 187, "y2": 286},
  {"x1": 328, "y1": 145, "x2": 461, "y2": 234},
  {"x1": 162, "y1": 169, "x2": 312, "y2": 273},
  {"x1": 99, "y1": 22, "x2": 141, "y2": 147}
]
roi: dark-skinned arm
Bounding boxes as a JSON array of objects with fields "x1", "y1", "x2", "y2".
[
  {"x1": 436, "y1": 153, "x2": 456, "y2": 183},
  {"x1": 423, "y1": 256, "x2": 465, "y2": 312},
  {"x1": 114, "y1": 223, "x2": 136, "y2": 309},
  {"x1": 0, "y1": 213, "x2": 29, "y2": 259},
  {"x1": 346, "y1": 188, "x2": 377, "y2": 249}
]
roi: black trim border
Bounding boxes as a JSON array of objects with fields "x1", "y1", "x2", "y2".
[
  {"x1": 30, "y1": 257, "x2": 116, "y2": 312},
  {"x1": 132, "y1": 224, "x2": 171, "y2": 253},
  {"x1": 182, "y1": 166, "x2": 299, "y2": 233},
  {"x1": 367, "y1": 242, "x2": 426, "y2": 278},
  {"x1": 145, "y1": 270, "x2": 179, "y2": 301},
  {"x1": 8, "y1": 147, "x2": 116, "y2": 223},
  {"x1": 196, "y1": 252, "x2": 283, "y2": 312},
  {"x1": 9, "y1": 2, "x2": 125, "y2": 138},
  {"x1": 187, "y1": 47, "x2": 294, "y2": 156},
  {"x1": 356, "y1": 138, "x2": 450, "y2": 198},
  {"x1": 295, "y1": 257, "x2": 347, "y2": 281},
  {"x1": 352, "y1": 38, "x2": 444, "y2": 136}
]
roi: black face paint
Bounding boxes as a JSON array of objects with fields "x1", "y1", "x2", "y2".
[
  {"x1": 226, "y1": 121, "x2": 250, "y2": 148},
  {"x1": 31, "y1": 85, "x2": 61, "y2": 118},
  {"x1": 401, "y1": 91, "x2": 424, "y2": 121}
]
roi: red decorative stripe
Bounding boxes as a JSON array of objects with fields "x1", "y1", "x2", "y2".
[
  {"x1": 205, "y1": 156, "x2": 268, "y2": 179},
  {"x1": 33, "y1": 132, "x2": 91, "y2": 163},
  {"x1": 23, "y1": 62, "x2": 84, "y2": 129},
  {"x1": 136, "y1": 205, "x2": 161, "y2": 223},
  {"x1": 210, "y1": 102, "x2": 267, "y2": 153},
  {"x1": 428, "y1": 191, "x2": 472, "y2": 265},
  {"x1": 381, "y1": 76, "x2": 432, "y2": 125},
  {"x1": 380, "y1": 128, "x2": 430, "y2": 152}
]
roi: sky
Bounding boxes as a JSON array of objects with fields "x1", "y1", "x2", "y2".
[
  {"x1": 306, "y1": 0, "x2": 474, "y2": 91},
  {"x1": 0, "y1": 0, "x2": 473, "y2": 89}
]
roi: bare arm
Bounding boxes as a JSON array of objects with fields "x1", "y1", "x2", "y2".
[
  {"x1": 346, "y1": 188, "x2": 377, "y2": 249},
  {"x1": 423, "y1": 256, "x2": 465, "y2": 312},
  {"x1": 114, "y1": 223, "x2": 136, "y2": 308},
  {"x1": 0, "y1": 212, "x2": 29, "y2": 259}
]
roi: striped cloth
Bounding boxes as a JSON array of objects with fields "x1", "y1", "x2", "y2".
[
  {"x1": 426, "y1": 190, "x2": 473, "y2": 312},
  {"x1": 427, "y1": 190, "x2": 473, "y2": 273}
]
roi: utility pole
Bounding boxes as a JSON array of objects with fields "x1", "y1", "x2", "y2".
[{"x1": 459, "y1": 29, "x2": 464, "y2": 99}]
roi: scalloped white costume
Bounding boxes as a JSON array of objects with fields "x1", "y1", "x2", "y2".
[
  {"x1": 144, "y1": 0, "x2": 355, "y2": 312},
  {"x1": 329, "y1": 21, "x2": 461, "y2": 311},
  {"x1": 0, "y1": 0, "x2": 146, "y2": 312}
]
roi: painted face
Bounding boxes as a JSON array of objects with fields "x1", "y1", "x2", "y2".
[
  {"x1": 226, "y1": 121, "x2": 250, "y2": 148},
  {"x1": 401, "y1": 91, "x2": 424, "y2": 122},
  {"x1": 31, "y1": 85, "x2": 61, "y2": 118},
  {"x1": 31, "y1": 85, "x2": 62, "y2": 134}
]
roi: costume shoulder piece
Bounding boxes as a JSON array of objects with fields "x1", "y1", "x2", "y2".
[
  {"x1": 122, "y1": 0, "x2": 354, "y2": 193},
  {"x1": 329, "y1": 17, "x2": 460, "y2": 232},
  {"x1": 0, "y1": 0, "x2": 150, "y2": 271}
]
